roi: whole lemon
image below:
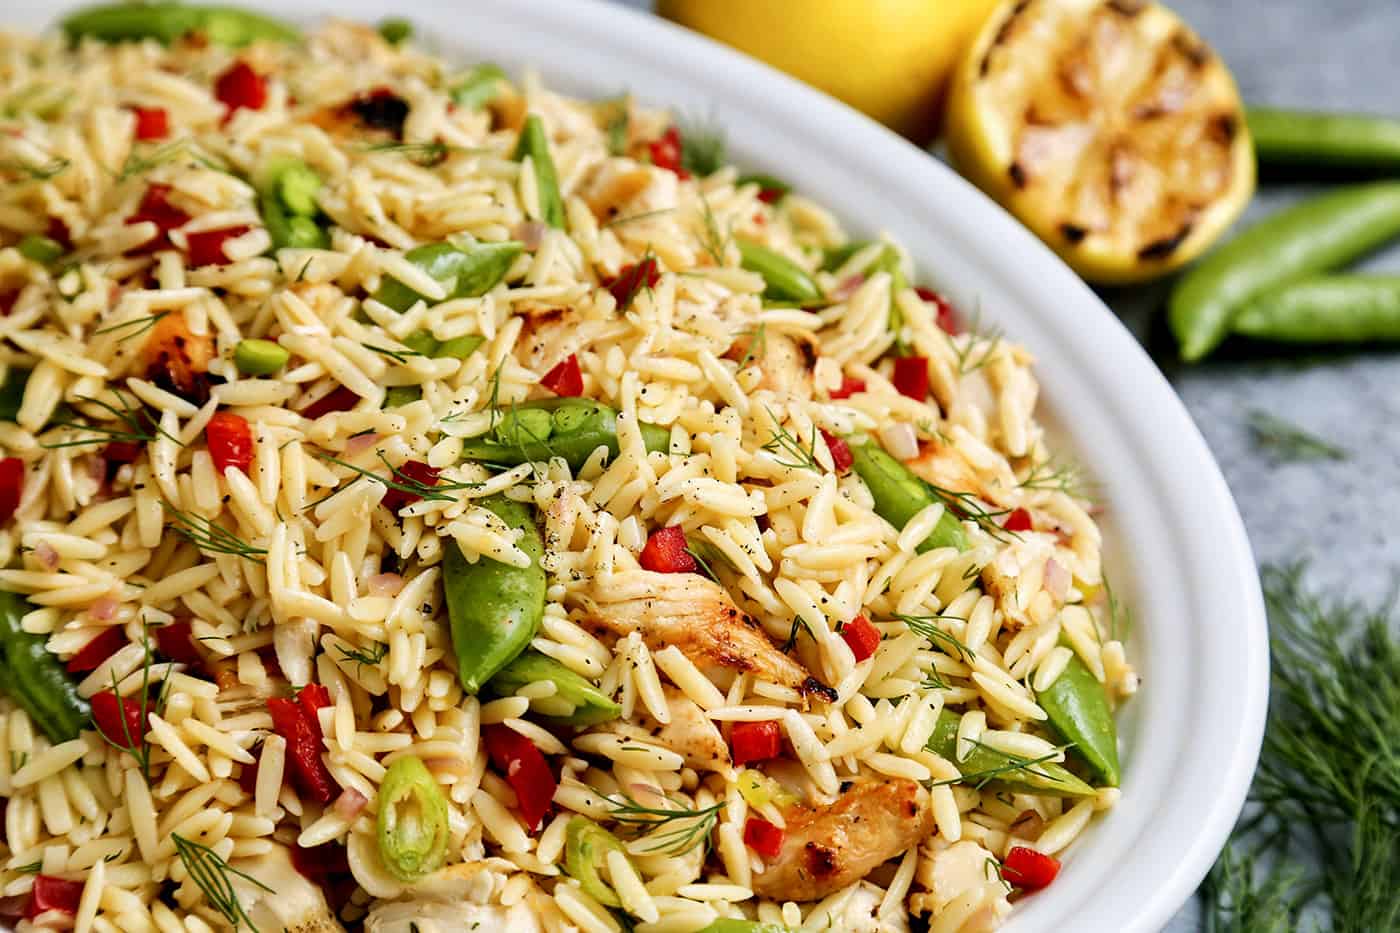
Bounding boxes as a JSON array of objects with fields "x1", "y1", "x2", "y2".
[{"x1": 657, "y1": 0, "x2": 999, "y2": 144}]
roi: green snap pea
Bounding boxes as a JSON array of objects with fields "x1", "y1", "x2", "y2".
[
  {"x1": 376, "y1": 17, "x2": 412, "y2": 45},
  {"x1": 275, "y1": 162, "x2": 322, "y2": 217},
  {"x1": 0, "y1": 367, "x2": 30, "y2": 422},
  {"x1": 17, "y1": 234, "x2": 65, "y2": 265},
  {"x1": 871, "y1": 245, "x2": 907, "y2": 345},
  {"x1": 458, "y1": 398, "x2": 670, "y2": 472},
  {"x1": 926, "y1": 708, "x2": 1095, "y2": 798},
  {"x1": 820, "y1": 239, "x2": 871, "y2": 273},
  {"x1": 450, "y1": 63, "x2": 507, "y2": 110},
  {"x1": 1248, "y1": 107, "x2": 1400, "y2": 175},
  {"x1": 402, "y1": 330, "x2": 485, "y2": 361},
  {"x1": 513, "y1": 115, "x2": 566, "y2": 230},
  {"x1": 258, "y1": 159, "x2": 329, "y2": 251},
  {"x1": 1232, "y1": 275, "x2": 1400, "y2": 344},
  {"x1": 488, "y1": 649, "x2": 621, "y2": 726},
  {"x1": 1037, "y1": 645, "x2": 1120, "y2": 787},
  {"x1": 372, "y1": 240, "x2": 522, "y2": 312},
  {"x1": 62, "y1": 2, "x2": 300, "y2": 47},
  {"x1": 736, "y1": 239, "x2": 823, "y2": 305},
  {"x1": 375, "y1": 755, "x2": 449, "y2": 881},
  {"x1": 382, "y1": 385, "x2": 421, "y2": 409},
  {"x1": 1169, "y1": 181, "x2": 1400, "y2": 361},
  {"x1": 445, "y1": 494, "x2": 545, "y2": 694},
  {"x1": 698, "y1": 922, "x2": 793, "y2": 933},
  {"x1": 848, "y1": 438, "x2": 968, "y2": 552},
  {"x1": 233, "y1": 338, "x2": 289, "y2": 375},
  {"x1": 564, "y1": 817, "x2": 630, "y2": 908},
  {"x1": 0, "y1": 590, "x2": 90, "y2": 745}
]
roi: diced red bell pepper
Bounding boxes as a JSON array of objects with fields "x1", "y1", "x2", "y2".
[
  {"x1": 23, "y1": 876, "x2": 85, "y2": 920},
  {"x1": 186, "y1": 225, "x2": 251, "y2": 267},
  {"x1": 297, "y1": 683, "x2": 332, "y2": 741},
  {"x1": 102, "y1": 440, "x2": 143, "y2": 466},
  {"x1": 205, "y1": 411, "x2": 254, "y2": 474},
  {"x1": 638, "y1": 525, "x2": 698, "y2": 575},
  {"x1": 381, "y1": 460, "x2": 441, "y2": 512},
  {"x1": 91, "y1": 690, "x2": 147, "y2": 749},
  {"x1": 1003, "y1": 846, "x2": 1060, "y2": 891},
  {"x1": 483, "y1": 723, "x2": 557, "y2": 832},
  {"x1": 290, "y1": 841, "x2": 351, "y2": 885},
  {"x1": 267, "y1": 696, "x2": 337, "y2": 805},
  {"x1": 300, "y1": 386, "x2": 359, "y2": 419},
  {"x1": 154, "y1": 620, "x2": 202, "y2": 666},
  {"x1": 46, "y1": 217, "x2": 73, "y2": 250},
  {"x1": 65, "y1": 627, "x2": 127, "y2": 673},
  {"x1": 729, "y1": 720, "x2": 782, "y2": 767},
  {"x1": 915, "y1": 286, "x2": 960, "y2": 335},
  {"x1": 755, "y1": 186, "x2": 784, "y2": 205},
  {"x1": 605, "y1": 256, "x2": 661, "y2": 309},
  {"x1": 1004, "y1": 508, "x2": 1033, "y2": 533},
  {"x1": 0, "y1": 457, "x2": 23, "y2": 524},
  {"x1": 214, "y1": 61, "x2": 268, "y2": 116},
  {"x1": 647, "y1": 126, "x2": 689, "y2": 179},
  {"x1": 819, "y1": 429, "x2": 853, "y2": 475},
  {"x1": 743, "y1": 817, "x2": 784, "y2": 859},
  {"x1": 892, "y1": 355, "x2": 929, "y2": 401},
  {"x1": 131, "y1": 106, "x2": 169, "y2": 141},
  {"x1": 125, "y1": 183, "x2": 190, "y2": 251},
  {"x1": 841, "y1": 614, "x2": 881, "y2": 663},
  {"x1": 540, "y1": 354, "x2": 584, "y2": 397},
  {"x1": 829, "y1": 374, "x2": 866, "y2": 400},
  {"x1": 0, "y1": 290, "x2": 19, "y2": 316}
]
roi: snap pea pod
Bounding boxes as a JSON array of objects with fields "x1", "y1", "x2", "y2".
[
  {"x1": 260, "y1": 190, "x2": 327, "y2": 251},
  {"x1": 1037, "y1": 645, "x2": 1120, "y2": 787},
  {"x1": 62, "y1": 2, "x2": 300, "y2": 47},
  {"x1": 0, "y1": 367, "x2": 30, "y2": 422},
  {"x1": 926, "y1": 708, "x2": 1095, "y2": 798},
  {"x1": 820, "y1": 239, "x2": 871, "y2": 273},
  {"x1": 736, "y1": 239, "x2": 823, "y2": 305},
  {"x1": 402, "y1": 330, "x2": 485, "y2": 361},
  {"x1": 233, "y1": 338, "x2": 289, "y2": 375},
  {"x1": 382, "y1": 386, "x2": 421, "y2": 409},
  {"x1": 372, "y1": 240, "x2": 522, "y2": 312},
  {"x1": 488, "y1": 649, "x2": 621, "y2": 726},
  {"x1": 376, "y1": 755, "x2": 449, "y2": 881},
  {"x1": 458, "y1": 398, "x2": 670, "y2": 473},
  {"x1": 450, "y1": 63, "x2": 507, "y2": 110},
  {"x1": 1169, "y1": 181, "x2": 1400, "y2": 361},
  {"x1": 513, "y1": 115, "x2": 566, "y2": 230},
  {"x1": 1232, "y1": 274, "x2": 1400, "y2": 344},
  {"x1": 445, "y1": 494, "x2": 545, "y2": 694},
  {"x1": 17, "y1": 234, "x2": 65, "y2": 265},
  {"x1": 848, "y1": 438, "x2": 967, "y2": 552},
  {"x1": 564, "y1": 817, "x2": 630, "y2": 908},
  {"x1": 258, "y1": 159, "x2": 328, "y2": 251},
  {"x1": 1248, "y1": 107, "x2": 1400, "y2": 175},
  {"x1": 0, "y1": 590, "x2": 90, "y2": 745}
]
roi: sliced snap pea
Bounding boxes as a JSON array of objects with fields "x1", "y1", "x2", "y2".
[
  {"x1": 871, "y1": 245, "x2": 907, "y2": 343},
  {"x1": 372, "y1": 240, "x2": 523, "y2": 312},
  {"x1": 401, "y1": 330, "x2": 485, "y2": 361},
  {"x1": 1232, "y1": 274, "x2": 1400, "y2": 344},
  {"x1": 821, "y1": 239, "x2": 871, "y2": 273},
  {"x1": 736, "y1": 239, "x2": 822, "y2": 305},
  {"x1": 17, "y1": 234, "x2": 65, "y2": 265},
  {"x1": 488, "y1": 649, "x2": 621, "y2": 726},
  {"x1": 926, "y1": 708, "x2": 1095, "y2": 798},
  {"x1": 62, "y1": 2, "x2": 300, "y2": 47},
  {"x1": 0, "y1": 367, "x2": 30, "y2": 422},
  {"x1": 458, "y1": 398, "x2": 669, "y2": 473},
  {"x1": 513, "y1": 114, "x2": 565, "y2": 230},
  {"x1": 1248, "y1": 107, "x2": 1400, "y2": 175},
  {"x1": 377, "y1": 17, "x2": 412, "y2": 45},
  {"x1": 564, "y1": 817, "x2": 630, "y2": 908},
  {"x1": 1038, "y1": 645, "x2": 1120, "y2": 787},
  {"x1": 260, "y1": 190, "x2": 328, "y2": 251},
  {"x1": 848, "y1": 438, "x2": 968, "y2": 552},
  {"x1": 445, "y1": 494, "x2": 545, "y2": 694},
  {"x1": 376, "y1": 755, "x2": 449, "y2": 881},
  {"x1": 258, "y1": 159, "x2": 329, "y2": 251},
  {"x1": 1169, "y1": 181, "x2": 1400, "y2": 361},
  {"x1": 275, "y1": 162, "x2": 322, "y2": 217},
  {"x1": 382, "y1": 385, "x2": 421, "y2": 409},
  {"x1": 450, "y1": 63, "x2": 507, "y2": 110},
  {"x1": 233, "y1": 338, "x2": 289, "y2": 375},
  {"x1": 0, "y1": 590, "x2": 90, "y2": 745}
]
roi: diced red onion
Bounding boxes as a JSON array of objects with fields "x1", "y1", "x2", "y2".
[
  {"x1": 367, "y1": 572, "x2": 403, "y2": 597},
  {"x1": 345, "y1": 432, "x2": 379, "y2": 455},
  {"x1": 831, "y1": 273, "x2": 865, "y2": 301},
  {"x1": 332, "y1": 787, "x2": 368, "y2": 821},
  {"x1": 89, "y1": 597, "x2": 118, "y2": 622},
  {"x1": 879, "y1": 422, "x2": 919, "y2": 461},
  {"x1": 35, "y1": 541, "x2": 59, "y2": 571},
  {"x1": 1044, "y1": 557, "x2": 1070, "y2": 602},
  {"x1": 512, "y1": 220, "x2": 547, "y2": 251}
]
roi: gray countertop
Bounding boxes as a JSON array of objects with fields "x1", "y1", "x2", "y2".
[{"x1": 616, "y1": 2, "x2": 1399, "y2": 928}]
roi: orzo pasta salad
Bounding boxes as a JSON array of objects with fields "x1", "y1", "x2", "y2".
[{"x1": 0, "y1": 7, "x2": 1137, "y2": 932}]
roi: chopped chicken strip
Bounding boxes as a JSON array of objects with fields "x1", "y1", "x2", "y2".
[
  {"x1": 912, "y1": 840, "x2": 1012, "y2": 932},
  {"x1": 229, "y1": 846, "x2": 344, "y2": 933},
  {"x1": 751, "y1": 778, "x2": 934, "y2": 902},
  {"x1": 583, "y1": 573, "x2": 835, "y2": 702},
  {"x1": 730, "y1": 331, "x2": 817, "y2": 401},
  {"x1": 591, "y1": 685, "x2": 730, "y2": 770}
]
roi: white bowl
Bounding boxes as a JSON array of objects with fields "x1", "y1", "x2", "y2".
[{"x1": 13, "y1": 2, "x2": 1269, "y2": 929}]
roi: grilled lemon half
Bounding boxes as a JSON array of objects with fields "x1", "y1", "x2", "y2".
[{"x1": 945, "y1": 0, "x2": 1254, "y2": 284}]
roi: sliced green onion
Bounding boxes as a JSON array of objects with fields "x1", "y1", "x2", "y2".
[{"x1": 376, "y1": 755, "x2": 449, "y2": 882}]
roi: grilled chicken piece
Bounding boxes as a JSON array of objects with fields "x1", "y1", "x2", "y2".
[
  {"x1": 229, "y1": 846, "x2": 345, "y2": 933},
  {"x1": 364, "y1": 862, "x2": 542, "y2": 933},
  {"x1": 583, "y1": 573, "x2": 835, "y2": 702},
  {"x1": 916, "y1": 840, "x2": 1012, "y2": 931},
  {"x1": 751, "y1": 778, "x2": 935, "y2": 902},
  {"x1": 591, "y1": 685, "x2": 730, "y2": 771},
  {"x1": 141, "y1": 310, "x2": 212, "y2": 402},
  {"x1": 728, "y1": 331, "x2": 816, "y2": 401},
  {"x1": 808, "y1": 881, "x2": 911, "y2": 933}
]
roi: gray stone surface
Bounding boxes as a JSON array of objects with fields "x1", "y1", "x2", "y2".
[{"x1": 612, "y1": 1, "x2": 1400, "y2": 928}]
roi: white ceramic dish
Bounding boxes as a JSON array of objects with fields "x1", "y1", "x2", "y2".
[{"x1": 11, "y1": 2, "x2": 1269, "y2": 929}]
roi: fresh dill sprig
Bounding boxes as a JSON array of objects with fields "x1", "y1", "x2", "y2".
[
  {"x1": 602, "y1": 207, "x2": 675, "y2": 229},
  {"x1": 172, "y1": 833, "x2": 273, "y2": 932},
  {"x1": 2, "y1": 154, "x2": 71, "y2": 181},
  {"x1": 697, "y1": 195, "x2": 732, "y2": 266},
  {"x1": 677, "y1": 116, "x2": 726, "y2": 177},
  {"x1": 362, "y1": 342, "x2": 427, "y2": 365},
  {"x1": 782, "y1": 616, "x2": 813, "y2": 654},
  {"x1": 1201, "y1": 836, "x2": 1305, "y2": 933},
  {"x1": 984, "y1": 856, "x2": 1013, "y2": 897},
  {"x1": 1018, "y1": 458, "x2": 1095, "y2": 500},
  {"x1": 166, "y1": 506, "x2": 267, "y2": 562},
  {"x1": 761, "y1": 407, "x2": 821, "y2": 473},
  {"x1": 314, "y1": 451, "x2": 481, "y2": 505},
  {"x1": 1246, "y1": 410, "x2": 1347, "y2": 464},
  {"x1": 894, "y1": 613, "x2": 974, "y2": 662},
  {"x1": 925, "y1": 483, "x2": 1015, "y2": 542},
  {"x1": 735, "y1": 322, "x2": 767, "y2": 371},
  {"x1": 92, "y1": 311, "x2": 169, "y2": 340},
  {"x1": 929, "y1": 740, "x2": 1070, "y2": 791},
  {"x1": 41, "y1": 391, "x2": 181, "y2": 451},
  {"x1": 94, "y1": 630, "x2": 169, "y2": 782},
  {"x1": 612, "y1": 246, "x2": 659, "y2": 312},
  {"x1": 947, "y1": 310, "x2": 1004, "y2": 376},
  {"x1": 116, "y1": 138, "x2": 190, "y2": 182},
  {"x1": 1102, "y1": 575, "x2": 1132, "y2": 643},
  {"x1": 334, "y1": 639, "x2": 388, "y2": 671},
  {"x1": 606, "y1": 794, "x2": 724, "y2": 856}
]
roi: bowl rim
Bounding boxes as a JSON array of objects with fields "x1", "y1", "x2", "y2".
[{"x1": 11, "y1": 2, "x2": 1269, "y2": 930}]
